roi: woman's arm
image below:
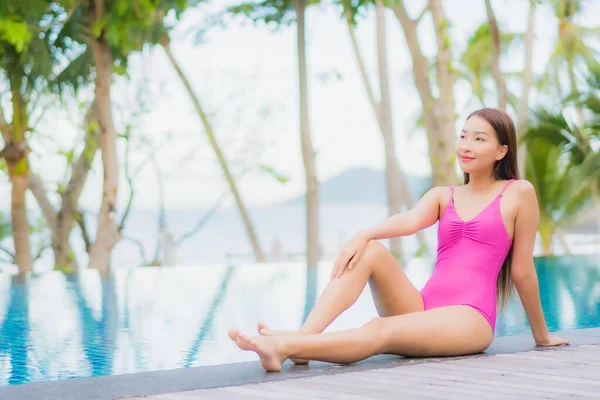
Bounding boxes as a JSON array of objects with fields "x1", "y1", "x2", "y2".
[
  {"x1": 362, "y1": 186, "x2": 446, "y2": 240},
  {"x1": 510, "y1": 181, "x2": 569, "y2": 347},
  {"x1": 330, "y1": 186, "x2": 445, "y2": 278}
]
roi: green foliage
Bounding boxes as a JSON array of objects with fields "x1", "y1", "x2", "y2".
[
  {"x1": 458, "y1": 21, "x2": 520, "y2": 104},
  {"x1": 259, "y1": 164, "x2": 289, "y2": 183},
  {"x1": 525, "y1": 136, "x2": 591, "y2": 228},
  {"x1": 228, "y1": 0, "x2": 297, "y2": 26},
  {"x1": 228, "y1": 0, "x2": 321, "y2": 26},
  {"x1": 536, "y1": 1, "x2": 600, "y2": 94},
  {"x1": 0, "y1": 211, "x2": 10, "y2": 242},
  {"x1": 0, "y1": 18, "x2": 33, "y2": 52},
  {"x1": 13, "y1": 158, "x2": 28, "y2": 175},
  {"x1": 524, "y1": 69, "x2": 600, "y2": 226},
  {"x1": 58, "y1": 148, "x2": 75, "y2": 164},
  {"x1": 336, "y1": 0, "x2": 371, "y2": 26},
  {"x1": 84, "y1": 0, "x2": 201, "y2": 52}
]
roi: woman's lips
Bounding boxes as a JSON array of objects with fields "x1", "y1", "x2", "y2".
[{"x1": 460, "y1": 155, "x2": 475, "y2": 161}]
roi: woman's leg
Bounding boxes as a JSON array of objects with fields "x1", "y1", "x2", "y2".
[
  {"x1": 231, "y1": 305, "x2": 493, "y2": 372},
  {"x1": 260, "y1": 240, "x2": 424, "y2": 336}
]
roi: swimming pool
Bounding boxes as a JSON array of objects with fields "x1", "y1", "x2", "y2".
[{"x1": 0, "y1": 254, "x2": 598, "y2": 386}]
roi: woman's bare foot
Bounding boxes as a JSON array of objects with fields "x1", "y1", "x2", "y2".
[
  {"x1": 257, "y1": 322, "x2": 309, "y2": 365},
  {"x1": 257, "y1": 322, "x2": 298, "y2": 336},
  {"x1": 228, "y1": 329, "x2": 286, "y2": 372}
]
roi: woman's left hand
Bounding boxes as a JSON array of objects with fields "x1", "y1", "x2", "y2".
[{"x1": 535, "y1": 336, "x2": 570, "y2": 347}]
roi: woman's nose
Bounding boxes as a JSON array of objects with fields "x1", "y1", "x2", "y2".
[{"x1": 460, "y1": 140, "x2": 472, "y2": 153}]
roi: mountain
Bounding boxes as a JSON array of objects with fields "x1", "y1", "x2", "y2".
[{"x1": 280, "y1": 167, "x2": 432, "y2": 206}]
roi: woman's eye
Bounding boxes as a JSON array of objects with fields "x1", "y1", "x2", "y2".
[{"x1": 476, "y1": 137, "x2": 484, "y2": 141}]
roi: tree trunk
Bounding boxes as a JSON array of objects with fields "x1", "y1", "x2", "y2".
[
  {"x1": 429, "y1": 0, "x2": 458, "y2": 186},
  {"x1": 567, "y1": 59, "x2": 586, "y2": 126},
  {"x1": 87, "y1": 3, "x2": 121, "y2": 274},
  {"x1": 296, "y1": 0, "x2": 319, "y2": 270},
  {"x1": 345, "y1": 14, "x2": 429, "y2": 256},
  {"x1": 375, "y1": 0, "x2": 402, "y2": 259},
  {"x1": 3, "y1": 72, "x2": 33, "y2": 276},
  {"x1": 556, "y1": 229, "x2": 571, "y2": 254},
  {"x1": 484, "y1": 0, "x2": 508, "y2": 110},
  {"x1": 539, "y1": 219, "x2": 553, "y2": 256},
  {"x1": 53, "y1": 103, "x2": 99, "y2": 272},
  {"x1": 516, "y1": 0, "x2": 536, "y2": 175},
  {"x1": 161, "y1": 37, "x2": 266, "y2": 263},
  {"x1": 10, "y1": 174, "x2": 32, "y2": 275},
  {"x1": 28, "y1": 174, "x2": 74, "y2": 271},
  {"x1": 393, "y1": 2, "x2": 457, "y2": 187}
]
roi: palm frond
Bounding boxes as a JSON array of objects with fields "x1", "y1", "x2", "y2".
[
  {"x1": 227, "y1": 0, "x2": 296, "y2": 26},
  {"x1": 50, "y1": 47, "x2": 93, "y2": 96}
]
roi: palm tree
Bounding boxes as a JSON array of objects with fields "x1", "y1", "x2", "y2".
[
  {"x1": 0, "y1": 1, "x2": 69, "y2": 275},
  {"x1": 523, "y1": 109, "x2": 595, "y2": 254},
  {"x1": 525, "y1": 138, "x2": 590, "y2": 255},
  {"x1": 339, "y1": 0, "x2": 429, "y2": 258},
  {"x1": 160, "y1": 34, "x2": 266, "y2": 263},
  {"x1": 483, "y1": 0, "x2": 507, "y2": 110},
  {"x1": 576, "y1": 64, "x2": 600, "y2": 199},
  {"x1": 392, "y1": 0, "x2": 459, "y2": 186},
  {"x1": 228, "y1": 0, "x2": 320, "y2": 269},
  {"x1": 458, "y1": 22, "x2": 520, "y2": 108},
  {"x1": 51, "y1": 0, "x2": 194, "y2": 274},
  {"x1": 460, "y1": 0, "x2": 537, "y2": 172},
  {"x1": 538, "y1": 0, "x2": 600, "y2": 111}
]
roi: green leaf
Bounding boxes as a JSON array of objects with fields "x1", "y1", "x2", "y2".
[
  {"x1": 0, "y1": 18, "x2": 33, "y2": 52},
  {"x1": 92, "y1": 16, "x2": 108, "y2": 38},
  {"x1": 259, "y1": 164, "x2": 289, "y2": 183},
  {"x1": 58, "y1": 148, "x2": 75, "y2": 164}
]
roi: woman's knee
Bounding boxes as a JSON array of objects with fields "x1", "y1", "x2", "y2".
[
  {"x1": 361, "y1": 317, "x2": 390, "y2": 352},
  {"x1": 360, "y1": 240, "x2": 390, "y2": 266}
]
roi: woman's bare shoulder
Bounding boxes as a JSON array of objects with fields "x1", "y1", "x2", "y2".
[
  {"x1": 424, "y1": 186, "x2": 453, "y2": 210},
  {"x1": 428, "y1": 185, "x2": 453, "y2": 199},
  {"x1": 509, "y1": 179, "x2": 536, "y2": 196},
  {"x1": 506, "y1": 179, "x2": 537, "y2": 211}
]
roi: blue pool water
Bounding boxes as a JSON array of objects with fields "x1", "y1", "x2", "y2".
[{"x1": 0, "y1": 254, "x2": 599, "y2": 386}]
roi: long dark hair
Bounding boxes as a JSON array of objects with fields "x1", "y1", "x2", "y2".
[{"x1": 464, "y1": 108, "x2": 520, "y2": 309}]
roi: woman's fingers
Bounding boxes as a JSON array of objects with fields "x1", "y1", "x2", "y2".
[
  {"x1": 331, "y1": 253, "x2": 346, "y2": 279},
  {"x1": 348, "y1": 246, "x2": 365, "y2": 270}
]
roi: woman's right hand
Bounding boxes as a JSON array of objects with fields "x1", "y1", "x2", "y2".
[{"x1": 330, "y1": 231, "x2": 371, "y2": 279}]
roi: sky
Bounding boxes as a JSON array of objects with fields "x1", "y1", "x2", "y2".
[{"x1": 1, "y1": 0, "x2": 599, "y2": 214}]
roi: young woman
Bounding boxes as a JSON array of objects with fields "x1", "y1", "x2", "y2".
[{"x1": 228, "y1": 108, "x2": 570, "y2": 372}]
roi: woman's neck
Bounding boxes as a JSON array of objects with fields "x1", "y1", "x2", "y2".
[{"x1": 466, "y1": 172, "x2": 498, "y2": 191}]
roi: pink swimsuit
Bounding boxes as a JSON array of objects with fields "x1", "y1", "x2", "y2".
[{"x1": 420, "y1": 179, "x2": 515, "y2": 333}]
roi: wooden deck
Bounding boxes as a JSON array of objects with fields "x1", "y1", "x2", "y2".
[{"x1": 135, "y1": 344, "x2": 600, "y2": 399}]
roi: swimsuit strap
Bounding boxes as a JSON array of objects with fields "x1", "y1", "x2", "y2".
[
  {"x1": 449, "y1": 186, "x2": 455, "y2": 203},
  {"x1": 499, "y1": 179, "x2": 516, "y2": 196}
]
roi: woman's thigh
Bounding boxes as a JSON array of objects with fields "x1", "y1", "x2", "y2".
[
  {"x1": 364, "y1": 241, "x2": 424, "y2": 317},
  {"x1": 374, "y1": 305, "x2": 494, "y2": 357}
]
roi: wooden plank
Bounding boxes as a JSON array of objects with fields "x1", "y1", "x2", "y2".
[
  {"x1": 374, "y1": 365, "x2": 600, "y2": 397},
  {"x1": 495, "y1": 352, "x2": 600, "y2": 366},
  {"x1": 375, "y1": 366, "x2": 565, "y2": 399},
  {"x1": 273, "y1": 374, "x2": 425, "y2": 399},
  {"x1": 447, "y1": 358, "x2": 600, "y2": 385},
  {"x1": 136, "y1": 344, "x2": 600, "y2": 399},
  {"x1": 455, "y1": 357, "x2": 600, "y2": 380},
  {"x1": 164, "y1": 389, "x2": 243, "y2": 400},
  {"x1": 250, "y1": 380, "x2": 345, "y2": 400},
  {"x1": 215, "y1": 385, "x2": 310, "y2": 400},
  {"x1": 308, "y1": 372, "x2": 474, "y2": 399},
  {"x1": 282, "y1": 375, "x2": 481, "y2": 400},
  {"x1": 328, "y1": 371, "x2": 520, "y2": 399},
  {"x1": 533, "y1": 346, "x2": 600, "y2": 356}
]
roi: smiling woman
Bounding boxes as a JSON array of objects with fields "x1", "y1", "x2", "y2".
[{"x1": 228, "y1": 108, "x2": 570, "y2": 372}]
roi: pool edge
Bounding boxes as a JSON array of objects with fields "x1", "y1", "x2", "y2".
[{"x1": 2, "y1": 327, "x2": 600, "y2": 400}]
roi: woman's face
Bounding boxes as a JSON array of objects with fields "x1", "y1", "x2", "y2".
[{"x1": 456, "y1": 115, "x2": 508, "y2": 174}]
